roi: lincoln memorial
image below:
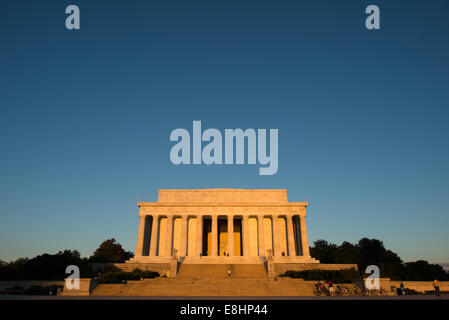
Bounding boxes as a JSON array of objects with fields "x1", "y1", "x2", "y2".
[{"x1": 123, "y1": 189, "x2": 326, "y2": 273}]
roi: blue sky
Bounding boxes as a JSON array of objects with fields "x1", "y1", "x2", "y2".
[{"x1": 1, "y1": 0, "x2": 448, "y2": 263}]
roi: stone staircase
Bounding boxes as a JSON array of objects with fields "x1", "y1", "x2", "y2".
[
  {"x1": 91, "y1": 277, "x2": 315, "y2": 296},
  {"x1": 177, "y1": 264, "x2": 267, "y2": 278},
  {"x1": 91, "y1": 262, "x2": 317, "y2": 296}
]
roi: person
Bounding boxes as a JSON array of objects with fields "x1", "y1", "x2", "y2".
[
  {"x1": 433, "y1": 278, "x2": 440, "y2": 296},
  {"x1": 399, "y1": 282, "x2": 405, "y2": 295},
  {"x1": 315, "y1": 281, "x2": 325, "y2": 295},
  {"x1": 228, "y1": 270, "x2": 231, "y2": 277},
  {"x1": 328, "y1": 280, "x2": 334, "y2": 295}
]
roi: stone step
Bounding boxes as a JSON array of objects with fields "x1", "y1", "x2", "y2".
[
  {"x1": 181, "y1": 256, "x2": 264, "y2": 264},
  {"x1": 177, "y1": 264, "x2": 267, "y2": 278},
  {"x1": 91, "y1": 277, "x2": 315, "y2": 296},
  {"x1": 114, "y1": 263, "x2": 170, "y2": 273}
]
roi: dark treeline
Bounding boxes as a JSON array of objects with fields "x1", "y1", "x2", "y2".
[
  {"x1": 1, "y1": 237, "x2": 447, "y2": 281},
  {"x1": 310, "y1": 238, "x2": 449, "y2": 280},
  {"x1": 0, "y1": 238, "x2": 133, "y2": 280}
]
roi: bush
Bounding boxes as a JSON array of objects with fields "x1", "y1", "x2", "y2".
[
  {"x1": 8, "y1": 285, "x2": 24, "y2": 291},
  {"x1": 1, "y1": 285, "x2": 24, "y2": 295},
  {"x1": 24, "y1": 285, "x2": 50, "y2": 295},
  {"x1": 280, "y1": 268, "x2": 360, "y2": 283},
  {"x1": 104, "y1": 264, "x2": 121, "y2": 273},
  {"x1": 403, "y1": 288, "x2": 422, "y2": 295},
  {"x1": 100, "y1": 268, "x2": 159, "y2": 283}
]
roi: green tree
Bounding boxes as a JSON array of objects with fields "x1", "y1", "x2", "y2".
[
  {"x1": 310, "y1": 238, "x2": 406, "y2": 279},
  {"x1": 357, "y1": 238, "x2": 403, "y2": 275},
  {"x1": 309, "y1": 240, "x2": 338, "y2": 263},
  {"x1": 333, "y1": 241, "x2": 363, "y2": 266},
  {"x1": 404, "y1": 260, "x2": 449, "y2": 281},
  {"x1": 89, "y1": 238, "x2": 134, "y2": 263},
  {"x1": 0, "y1": 250, "x2": 89, "y2": 280}
]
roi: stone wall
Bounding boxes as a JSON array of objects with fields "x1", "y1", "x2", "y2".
[
  {"x1": 157, "y1": 189, "x2": 289, "y2": 204},
  {"x1": 352, "y1": 278, "x2": 449, "y2": 293},
  {"x1": 274, "y1": 263, "x2": 358, "y2": 276},
  {"x1": 390, "y1": 280, "x2": 449, "y2": 292},
  {"x1": 0, "y1": 280, "x2": 64, "y2": 291},
  {"x1": 351, "y1": 278, "x2": 392, "y2": 290},
  {"x1": 60, "y1": 278, "x2": 99, "y2": 296},
  {"x1": 114, "y1": 262, "x2": 176, "y2": 277}
]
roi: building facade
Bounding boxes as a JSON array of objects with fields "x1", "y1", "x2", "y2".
[{"x1": 130, "y1": 189, "x2": 319, "y2": 264}]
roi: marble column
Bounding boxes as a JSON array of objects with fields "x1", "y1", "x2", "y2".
[
  {"x1": 243, "y1": 216, "x2": 249, "y2": 256},
  {"x1": 165, "y1": 215, "x2": 173, "y2": 256},
  {"x1": 299, "y1": 214, "x2": 310, "y2": 256},
  {"x1": 180, "y1": 216, "x2": 188, "y2": 257},
  {"x1": 286, "y1": 215, "x2": 296, "y2": 256},
  {"x1": 149, "y1": 215, "x2": 159, "y2": 256},
  {"x1": 228, "y1": 215, "x2": 234, "y2": 256},
  {"x1": 272, "y1": 215, "x2": 281, "y2": 256},
  {"x1": 258, "y1": 215, "x2": 265, "y2": 257},
  {"x1": 135, "y1": 215, "x2": 146, "y2": 257},
  {"x1": 211, "y1": 215, "x2": 218, "y2": 256},
  {"x1": 196, "y1": 215, "x2": 203, "y2": 256}
]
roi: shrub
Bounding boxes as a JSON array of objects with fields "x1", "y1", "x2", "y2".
[
  {"x1": 403, "y1": 288, "x2": 422, "y2": 295},
  {"x1": 24, "y1": 285, "x2": 50, "y2": 295},
  {"x1": 2, "y1": 285, "x2": 24, "y2": 295},
  {"x1": 104, "y1": 264, "x2": 121, "y2": 273},
  {"x1": 8, "y1": 285, "x2": 24, "y2": 290},
  {"x1": 100, "y1": 268, "x2": 159, "y2": 283},
  {"x1": 280, "y1": 268, "x2": 360, "y2": 283}
]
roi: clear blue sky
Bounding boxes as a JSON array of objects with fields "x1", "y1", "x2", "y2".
[{"x1": 1, "y1": 0, "x2": 448, "y2": 263}]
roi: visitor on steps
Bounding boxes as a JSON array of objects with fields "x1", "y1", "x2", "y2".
[
  {"x1": 228, "y1": 270, "x2": 231, "y2": 277},
  {"x1": 433, "y1": 278, "x2": 440, "y2": 296},
  {"x1": 328, "y1": 280, "x2": 334, "y2": 295},
  {"x1": 399, "y1": 282, "x2": 405, "y2": 295}
]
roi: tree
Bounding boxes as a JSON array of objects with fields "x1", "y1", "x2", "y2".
[
  {"x1": 310, "y1": 240, "x2": 338, "y2": 263},
  {"x1": 333, "y1": 241, "x2": 363, "y2": 266},
  {"x1": 0, "y1": 250, "x2": 89, "y2": 280},
  {"x1": 404, "y1": 260, "x2": 449, "y2": 281},
  {"x1": 23, "y1": 250, "x2": 88, "y2": 280},
  {"x1": 89, "y1": 238, "x2": 134, "y2": 263},
  {"x1": 310, "y1": 238, "x2": 407, "y2": 279},
  {"x1": 357, "y1": 238, "x2": 403, "y2": 275}
]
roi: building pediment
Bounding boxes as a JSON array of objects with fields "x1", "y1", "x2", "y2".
[{"x1": 140, "y1": 189, "x2": 306, "y2": 206}]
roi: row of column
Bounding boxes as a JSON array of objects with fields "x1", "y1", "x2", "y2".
[{"x1": 136, "y1": 214, "x2": 310, "y2": 258}]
